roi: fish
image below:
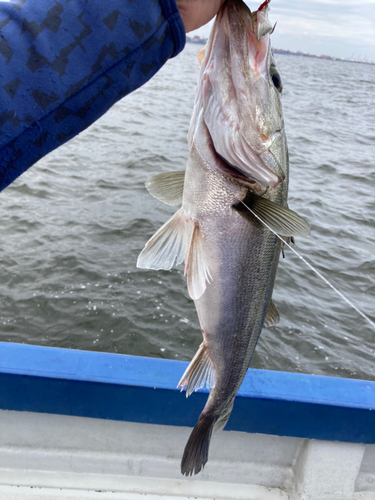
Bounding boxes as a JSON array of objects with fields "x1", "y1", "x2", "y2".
[{"x1": 137, "y1": 0, "x2": 310, "y2": 476}]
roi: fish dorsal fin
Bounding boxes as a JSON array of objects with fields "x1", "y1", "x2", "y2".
[
  {"x1": 137, "y1": 209, "x2": 193, "y2": 270},
  {"x1": 197, "y1": 46, "x2": 206, "y2": 67},
  {"x1": 263, "y1": 299, "x2": 280, "y2": 328},
  {"x1": 178, "y1": 342, "x2": 216, "y2": 397},
  {"x1": 234, "y1": 192, "x2": 311, "y2": 237},
  {"x1": 146, "y1": 171, "x2": 185, "y2": 206},
  {"x1": 281, "y1": 236, "x2": 295, "y2": 258},
  {"x1": 185, "y1": 222, "x2": 212, "y2": 300}
]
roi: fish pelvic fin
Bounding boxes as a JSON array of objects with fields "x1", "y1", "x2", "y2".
[
  {"x1": 137, "y1": 213, "x2": 211, "y2": 299},
  {"x1": 137, "y1": 209, "x2": 193, "y2": 270},
  {"x1": 181, "y1": 414, "x2": 216, "y2": 476},
  {"x1": 185, "y1": 222, "x2": 212, "y2": 300},
  {"x1": 146, "y1": 171, "x2": 185, "y2": 206},
  {"x1": 263, "y1": 298, "x2": 280, "y2": 328},
  {"x1": 178, "y1": 342, "x2": 215, "y2": 397},
  {"x1": 233, "y1": 192, "x2": 311, "y2": 237}
]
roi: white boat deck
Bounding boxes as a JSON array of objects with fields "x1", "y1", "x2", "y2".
[{"x1": 0, "y1": 409, "x2": 374, "y2": 500}]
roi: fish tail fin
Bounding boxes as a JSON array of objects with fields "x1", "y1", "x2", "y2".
[{"x1": 181, "y1": 414, "x2": 216, "y2": 476}]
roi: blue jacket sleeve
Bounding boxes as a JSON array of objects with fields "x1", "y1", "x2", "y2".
[{"x1": 0, "y1": 0, "x2": 186, "y2": 191}]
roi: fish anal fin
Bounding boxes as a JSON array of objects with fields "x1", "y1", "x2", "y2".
[
  {"x1": 233, "y1": 192, "x2": 311, "y2": 237},
  {"x1": 185, "y1": 222, "x2": 212, "y2": 300},
  {"x1": 178, "y1": 342, "x2": 216, "y2": 398},
  {"x1": 137, "y1": 209, "x2": 193, "y2": 270},
  {"x1": 263, "y1": 299, "x2": 280, "y2": 328},
  {"x1": 146, "y1": 171, "x2": 185, "y2": 206}
]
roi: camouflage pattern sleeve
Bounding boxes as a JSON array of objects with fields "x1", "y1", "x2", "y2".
[{"x1": 0, "y1": 0, "x2": 186, "y2": 191}]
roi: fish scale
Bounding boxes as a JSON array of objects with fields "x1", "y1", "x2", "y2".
[{"x1": 137, "y1": 0, "x2": 310, "y2": 476}]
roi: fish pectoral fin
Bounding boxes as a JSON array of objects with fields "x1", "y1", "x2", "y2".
[
  {"x1": 263, "y1": 299, "x2": 280, "y2": 328},
  {"x1": 185, "y1": 222, "x2": 212, "y2": 300},
  {"x1": 178, "y1": 342, "x2": 215, "y2": 398},
  {"x1": 146, "y1": 171, "x2": 185, "y2": 206},
  {"x1": 137, "y1": 209, "x2": 193, "y2": 270},
  {"x1": 234, "y1": 192, "x2": 311, "y2": 237}
]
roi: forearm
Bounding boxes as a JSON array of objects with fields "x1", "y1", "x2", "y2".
[{"x1": 0, "y1": 0, "x2": 185, "y2": 191}]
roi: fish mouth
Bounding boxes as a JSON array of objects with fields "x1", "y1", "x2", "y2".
[{"x1": 190, "y1": 0, "x2": 283, "y2": 189}]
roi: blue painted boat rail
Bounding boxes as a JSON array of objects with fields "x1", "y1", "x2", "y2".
[{"x1": 0, "y1": 341, "x2": 374, "y2": 444}]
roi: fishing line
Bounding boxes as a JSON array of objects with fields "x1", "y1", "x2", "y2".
[{"x1": 241, "y1": 200, "x2": 375, "y2": 330}]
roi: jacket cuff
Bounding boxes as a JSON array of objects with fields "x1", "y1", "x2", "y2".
[{"x1": 160, "y1": 0, "x2": 186, "y2": 57}]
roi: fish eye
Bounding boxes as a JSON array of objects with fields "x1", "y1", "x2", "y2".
[{"x1": 270, "y1": 69, "x2": 282, "y2": 93}]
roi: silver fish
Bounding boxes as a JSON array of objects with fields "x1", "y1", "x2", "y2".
[{"x1": 137, "y1": 0, "x2": 310, "y2": 476}]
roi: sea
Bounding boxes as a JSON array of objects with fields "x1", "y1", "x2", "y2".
[{"x1": 0, "y1": 43, "x2": 374, "y2": 381}]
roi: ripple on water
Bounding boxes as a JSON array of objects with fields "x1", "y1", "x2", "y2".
[{"x1": 0, "y1": 46, "x2": 374, "y2": 380}]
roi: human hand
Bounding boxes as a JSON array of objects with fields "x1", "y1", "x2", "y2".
[{"x1": 176, "y1": 0, "x2": 225, "y2": 33}]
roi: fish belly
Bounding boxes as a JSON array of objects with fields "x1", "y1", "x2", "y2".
[
  {"x1": 183, "y1": 143, "x2": 281, "y2": 412},
  {"x1": 196, "y1": 212, "x2": 280, "y2": 410}
]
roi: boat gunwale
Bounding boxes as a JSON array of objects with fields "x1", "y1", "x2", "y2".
[{"x1": 0, "y1": 341, "x2": 374, "y2": 444}]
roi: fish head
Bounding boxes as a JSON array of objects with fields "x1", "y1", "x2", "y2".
[
  {"x1": 229, "y1": 0, "x2": 284, "y2": 144},
  {"x1": 189, "y1": 0, "x2": 286, "y2": 189}
]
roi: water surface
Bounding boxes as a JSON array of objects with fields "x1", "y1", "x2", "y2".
[{"x1": 0, "y1": 44, "x2": 374, "y2": 380}]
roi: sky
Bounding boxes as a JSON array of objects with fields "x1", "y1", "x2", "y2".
[{"x1": 189, "y1": 0, "x2": 375, "y2": 62}]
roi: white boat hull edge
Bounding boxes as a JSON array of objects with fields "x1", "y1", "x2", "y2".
[{"x1": 0, "y1": 409, "x2": 374, "y2": 500}]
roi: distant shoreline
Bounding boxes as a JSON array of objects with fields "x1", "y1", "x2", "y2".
[
  {"x1": 186, "y1": 36, "x2": 374, "y2": 66},
  {"x1": 272, "y1": 48, "x2": 374, "y2": 66}
]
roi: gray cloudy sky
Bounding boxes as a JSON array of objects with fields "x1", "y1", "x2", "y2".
[{"x1": 189, "y1": 0, "x2": 375, "y2": 62}]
